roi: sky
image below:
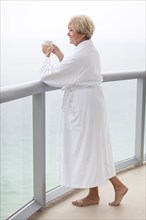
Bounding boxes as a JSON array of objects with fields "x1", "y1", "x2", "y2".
[
  {"x1": 1, "y1": 0, "x2": 145, "y2": 42},
  {"x1": 1, "y1": 0, "x2": 145, "y2": 86}
]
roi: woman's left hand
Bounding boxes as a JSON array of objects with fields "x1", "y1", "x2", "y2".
[{"x1": 42, "y1": 44, "x2": 53, "y2": 57}]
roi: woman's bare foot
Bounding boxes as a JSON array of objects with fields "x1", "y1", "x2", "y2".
[
  {"x1": 72, "y1": 195, "x2": 100, "y2": 207},
  {"x1": 109, "y1": 185, "x2": 128, "y2": 206}
]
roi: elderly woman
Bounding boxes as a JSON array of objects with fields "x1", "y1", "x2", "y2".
[{"x1": 40, "y1": 15, "x2": 128, "y2": 207}]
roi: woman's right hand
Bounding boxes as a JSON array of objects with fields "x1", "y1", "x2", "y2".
[
  {"x1": 51, "y1": 44, "x2": 60, "y2": 55},
  {"x1": 51, "y1": 44, "x2": 64, "y2": 61},
  {"x1": 42, "y1": 43, "x2": 64, "y2": 61}
]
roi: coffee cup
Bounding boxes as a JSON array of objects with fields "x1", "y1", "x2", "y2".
[{"x1": 43, "y1": 41, "x2": 53, "y2": 48}]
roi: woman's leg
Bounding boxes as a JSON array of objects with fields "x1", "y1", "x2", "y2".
[
  {"x1": 109, "y1": 176, "x2": 128, "y2": 206},
  {"x1": 72, "y1": 187, "x2": 100, "y2": 207}
]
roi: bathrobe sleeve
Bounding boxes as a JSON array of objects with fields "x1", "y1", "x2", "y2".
[{"x1": 40, "y1": 55, "x2": 79, "y2": 87}]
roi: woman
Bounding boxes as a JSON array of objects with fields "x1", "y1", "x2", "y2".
[{"x1": 40, "y1": 15, "x2": 128, "y2": 207}]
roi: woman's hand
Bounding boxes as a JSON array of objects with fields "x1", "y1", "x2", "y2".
[
  {"x1": 41, "y1": 43, "x2": 64, "y2": 61},
  {"x1": 51, "y1": 44, "x2": 64, "y2": 61},
  {"x1": 42, "y1": 44, "x2": 53, "y2": 57}
]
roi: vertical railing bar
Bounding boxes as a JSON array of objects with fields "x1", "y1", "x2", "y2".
[
  {"x1": 33, "y1": 92, "x2": 46, "y2": 210},
  {"x1": 135, "y1": 78, "x2": 146, "y2": 164}
]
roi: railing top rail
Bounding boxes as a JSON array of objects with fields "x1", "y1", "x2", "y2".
[
  {"x1": 103, "y1": 70, "x2": 146, "y2": 82},
  {"x1": 1, "y1": 70, "x2": 146, "y2": 104}
]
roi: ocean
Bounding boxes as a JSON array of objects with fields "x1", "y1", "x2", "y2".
[{"x1": 0, "y1": 38, "x2": 145, "y2": 219}]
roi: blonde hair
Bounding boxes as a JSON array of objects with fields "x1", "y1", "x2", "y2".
[{"x1": 68, "y1": 15, "x2": 95, "y2": 39}]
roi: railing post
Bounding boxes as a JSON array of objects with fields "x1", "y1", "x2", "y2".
[
  {"x1": 135, "y1": 78, "x2": 146, "y2": 164},
  {"x1": 33, "y1": 93, "x2": 46, "y2": 209}
]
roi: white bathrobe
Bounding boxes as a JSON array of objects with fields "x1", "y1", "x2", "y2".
[{"x1": 40, "y1": 40, "x2": 116, "y2": 188}]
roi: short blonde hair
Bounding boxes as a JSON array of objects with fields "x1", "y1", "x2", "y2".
[{"x1": 68, "y1": 15, "x2": 95, "y2": 39}]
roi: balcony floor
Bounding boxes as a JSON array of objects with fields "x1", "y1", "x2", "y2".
[{"x1": 30, "y1": 164, "x2": 146, "y2": 220}]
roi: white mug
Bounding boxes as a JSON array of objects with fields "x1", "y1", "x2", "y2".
[{"x1": 43, "y1": 41, "x2": 53, "y2": 47}]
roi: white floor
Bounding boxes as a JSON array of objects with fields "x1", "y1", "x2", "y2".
[{"x1": 30, "y1": 164, "x2": 146, "y2": 220}]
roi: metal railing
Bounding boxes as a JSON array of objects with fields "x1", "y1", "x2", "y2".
[{"x1": 0, "y1": 70, "x2": 146, "y2": 220}]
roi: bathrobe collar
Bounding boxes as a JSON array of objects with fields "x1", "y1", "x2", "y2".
[{"x1": 74, "y1": 39, "x2": 93, "y2": 52}]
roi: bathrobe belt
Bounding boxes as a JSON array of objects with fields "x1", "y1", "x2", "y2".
[{"x1": 61, "y1": 84, "x2": 99, "y2": 112}]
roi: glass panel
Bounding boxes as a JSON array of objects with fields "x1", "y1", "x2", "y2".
[
  {"x1": 46, "y1": 90, "x2": 63, "y2": 192},
  {"x1": 144, "y1": 108, "x2": 146, "y2": 156},
  {"x1": 0, "y1": 97, "x2": 33, "y2": 219},
  {"x1": 102, "y1": 79, "x2": 137, "y2": 163}
]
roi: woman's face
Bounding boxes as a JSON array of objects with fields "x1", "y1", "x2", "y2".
[{"x1": 67, "y1": 24, "x2": 85, "y2": 46}]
